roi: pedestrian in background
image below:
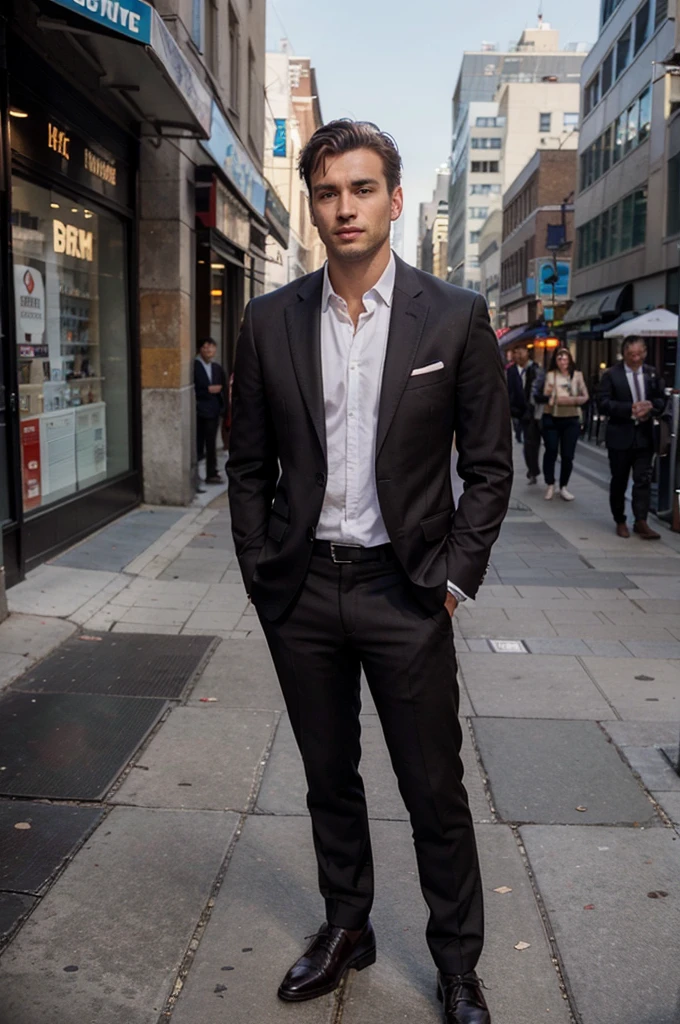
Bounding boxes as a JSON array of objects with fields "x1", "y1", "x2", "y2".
[
  {"x1": 541, "y1": 347, "x2": 588, "y2": 502},
  {"x1": 506, "y1": 343, "x2": 541, "y2": 484},
  {"x1": 194, "y1": 338, "x2": 226, "y2": 485},
  {"x1": 598, "y1": 337, "x2": 665, "y2": 539}
]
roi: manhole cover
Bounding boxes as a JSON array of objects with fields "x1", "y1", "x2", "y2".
[{"x1": 488, "y1": 639, "x2": 528, "y2": 654}]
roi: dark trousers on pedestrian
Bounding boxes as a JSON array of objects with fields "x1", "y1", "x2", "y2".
[
  {"x1": 512, "y1": 417, "x2": 524, "y2": 443},
  {"x1": 542, "y1": 415, "x2": 580, "y2": 488},
  {"x1": 608, "y1": 441, "x2": 654, "y2": 524},
  {"x1": 258, "y1": 548, "x2": 483, "y2": 976},
  {"x1": 197, "y1": 415, "x2": 219, "y2": 478},
  {"x1": 523, "y1": 417, "x2": 541, "y2": 479}
]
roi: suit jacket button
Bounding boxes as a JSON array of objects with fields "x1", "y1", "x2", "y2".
[
  {"x1": 307, "y1": 527, "x2": 316, "y2": 542},
  {"x1": 315, "y1": 473, "x2": 326, "y2": 486}
]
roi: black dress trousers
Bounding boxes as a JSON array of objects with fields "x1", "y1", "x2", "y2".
[{"x1": 257, "y1": 548, "x2": 484, "y2": 976}]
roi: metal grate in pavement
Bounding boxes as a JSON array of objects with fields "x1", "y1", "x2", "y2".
[
  {"x1": 0, "y1": 691, "x2": 168, "y2": 801},
  {"x1": 12, "y1": 633, "x2": 216, "y2": 700},
  {"x1": 0, "y1": 800, "x2": 104, "y2": 895},
  {"x1": 0, "y1": 893, "x2": 35, "y2": 947}
]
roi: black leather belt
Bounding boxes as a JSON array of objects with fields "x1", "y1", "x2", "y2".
[{"x1": 313, "y1": 541, "x2": 394, "y2": 564}]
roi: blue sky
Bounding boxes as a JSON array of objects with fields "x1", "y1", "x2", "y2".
[{"x1": 266, "y1": 0, "x2": 600, "y2": 261}]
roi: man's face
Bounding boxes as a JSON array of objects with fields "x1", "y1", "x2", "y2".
[
  {"x1": 623, "y1": 342, "x2": 646, "y2": 370},
  {"x1": 308, "y1": 148, "x2": 403, "y2": 264},
  {"x1": 200, "y1": 342, "x2": 216, "y2": 363},
  {"x1": 514, "y1": 346, "x2": 529, "y2": 367}
]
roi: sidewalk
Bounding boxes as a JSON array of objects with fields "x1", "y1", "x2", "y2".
[{"x1": 0, "y1": 447, "x2": 679, "y2": 1024}]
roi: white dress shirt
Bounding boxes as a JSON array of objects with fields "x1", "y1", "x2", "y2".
[
  {"x1": 316, "y1": 252, "x2": 467, "y2": 603},
  {"x1": 196, "y1": 355, "x2": 213, "y2": 382},
  {"x1": 625, "y1": 364, "x2": 646, "y2": 418}
]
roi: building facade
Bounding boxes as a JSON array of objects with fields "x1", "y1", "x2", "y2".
[
  {"x1": 1, "y1": 0, "x2": 271, "y2": 596},
  {"x1": 569, "y1": 0, "x2": 676, "y2": 384},
  {"x1": 417, "y1": 165, "x2": 450, "y2": 270},
  {"x1": 447, "y1": 23, "x2": 588, "y2": 290},
  {"x1": 264, "y1": 47, "x2": 323, "y2": 293},
  {"x1": 478, "y1": 208, "x2": 503, "y2": 325},
  {"x1": 499, "y1": 148, "x2": 577, "y2": 335}
]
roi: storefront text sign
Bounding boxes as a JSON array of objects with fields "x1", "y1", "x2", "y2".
[
  {"x1": 48, "y1": 123, "x2": 70, "y2": 159},
  {"x1": 49, "y1": 0, "x2": 153, "y2": 44},
  {"x1": 53, "y1": 221, "x2": 94, "y2": 262},
  {"x1": 84, "y1": 148, "x2": 116, "y2": 185},
  {"x1": 202, "y1": 101, "x2": 267, "y2": 218}
]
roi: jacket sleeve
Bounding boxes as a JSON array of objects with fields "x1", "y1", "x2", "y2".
[
  {"x1": 651, "y1": 374, "x2": 667, "y2": 416},
  {"x1": 226, "y1": 303, "x2": 279, "y2": 593},
  {"x1": 448, "y1": 295, "x2": 514, "y2": 599},
  {"x1": 598, "y1": 369, "x2": 632, "y2": 419},
  {"x1": 194, "y1": 360, "x2": 209, "y2": 403}
]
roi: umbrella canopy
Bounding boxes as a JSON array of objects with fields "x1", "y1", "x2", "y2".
[{"x1": 603, "y1": 308, "x2": 678, "y2": 338}]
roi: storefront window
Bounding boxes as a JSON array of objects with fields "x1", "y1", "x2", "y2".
[{"x1": 11, "y1": 177, "x2": 130, "y2": 513}]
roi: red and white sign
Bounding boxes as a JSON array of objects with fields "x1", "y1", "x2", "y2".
[
  {"x1": 20, "y1": 418, "x2": 42, "y2": 510},
  {"x1": 14, "y1": 264, "x2": 46, "y2": 342}
]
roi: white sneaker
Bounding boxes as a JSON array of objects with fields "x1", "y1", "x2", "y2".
[
  {"x1": 560, "y1": 487, "x2": 575, "y2": 501},
  {"x1": 544, "y1": 485, "x2": 554, "y2": 500}
]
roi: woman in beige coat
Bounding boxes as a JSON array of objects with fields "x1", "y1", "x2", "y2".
[{"x1": 541, "y1": 347, "x2": 589, "y2": 501}]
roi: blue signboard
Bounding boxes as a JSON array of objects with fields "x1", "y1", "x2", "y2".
[
  {"x1": 202, "y1": 101, "x2": 267, "y2": 218},
  {"x1": 273, "y1": 119, "x2": 287, "y2": 158},
  {"x1": 537, "y1": 259, "x2": 570, "y2": 300},
  {"x1": 49, "y1": 0, "x2": 152, "y2": 43}
]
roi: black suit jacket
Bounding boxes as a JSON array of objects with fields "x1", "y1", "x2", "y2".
[
  {"x1": 507, "y1": 362, "x2": 539, "y2": 420},
  {"x1": 227, "y1": 257, "x2": 514, "y2": 621},
  {"x1": 194, "y1": 359, "x2": 226, "y2": 419},
  {"x1": 598, "y1": 362, "x2": 665, "y2": 451}
]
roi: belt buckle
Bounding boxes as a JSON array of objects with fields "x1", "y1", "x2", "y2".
[{"x1": 330, "y1": 542, "x2": 360, "y2": 564}]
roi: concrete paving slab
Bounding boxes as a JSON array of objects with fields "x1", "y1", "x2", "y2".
[
  {"x1": 653, "y1": 791, "x2": 680, "y2": 823},
  {"x1": 472, "y1": 718, "x2": 658, "y2": 825},
  {"x1": 625, "y1": 575, "x2": 680, "y2": 599},
  {"x1": 458, "y1": 653, "x2": 613, "y2": 719},
  {"x1": 581, "y1": 657, "x2": 680, "y2": 721},
  {"x1": 111, "y1": 707, "x2": 276, "y2": 811},
  {"x1": 0, "y1": 653, "x2": 31, "y2": 690},
  {"x1": 342, "y1": 822, "x2": 572, "y2": 1024},
  {"x1": 623, "y1": 640, "x2": 680, "y2": 659},
  {"x1": 524, "y1": 637, "x2": 591, "y2": 655},
  {"x1": 53, "y1": 509, "x2": 186, "y2": 572},
  {"x1": 617, "y1": 747, "x2": 680, "y2": 792},
  {"x1": 169, "y1": 816, "x2": 339, "y2": 1024},
  {"x1": 0, "y1": 614, "x2": 75, "y2": 660},
  {"x1": 601, "y1": 721, "x2": 680, "y2": 749},
  {"x1": 521, "y1": 825, "x2": 680, "y2": 1024},
  {"x1": 111, "y1": 622, "x2": 181, "y2": 635},
  {"x1": 188, "y1": 638, "x2": 285, "y2": 709},
  {"x1": 0, "y1": 806, "x2": 238, "y2": 1024},
  {"x1": 583, "y1": 639, "x2": 632, "y2": 657},
  {"x1": 8, "y1": 567, "x2": 118, "y2": 617}
]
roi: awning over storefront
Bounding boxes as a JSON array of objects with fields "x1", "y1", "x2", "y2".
[
  {"x1": 265, "y1": 181, "x2": 290, "y2": 250},
  {"x1": 496, "y1": 324, "x2": 528, "y2": 349},
  {"x1": 563, "y1": 285, "x2": 627, "y2": 325},
  {"x1": 603, "y1": 307, "x2": 679, "y2": 338},
  {"x1": 201, "y1": 102, "x2": 267, "y2": 219},
  {"x1": 43, "y1": 0, "x2": 212, "y2": 138}
]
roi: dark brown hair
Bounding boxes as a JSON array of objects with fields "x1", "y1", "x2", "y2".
[
  {"x1": 549, "y1": 346, "x2": 577, "y2": 377},
  {"x1": 622, "y1": 336, "x2": 647, "y2": 353},
  {"x1": 298, "y1": 119, "x2": 402, "y2": 195}
]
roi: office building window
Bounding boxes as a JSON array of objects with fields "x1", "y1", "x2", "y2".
[
  {"x1": 577, "y1": 188, "x2": 646, "y2": 267},
  {"x1": 247, "y1": 44, "x2": 263, "y2": 151},
  {"x1": 601, "y1": 49, "x2": 614, "y2": 94},
  {"x1": 229, "y1": 4, "x2": 240, "y2": 113},
  {"x1": 469, "y1": 207, "x2": 489, "y2": 219},
  {"x1": 564, "y1": 112, "x2": 579, "y2": 128},
  {"x1": 616, "y1": 22, "x2": 632, "y2": 78},
  {"x1": 471, "y1": 137, "x2": 502, "y2": 149},
  {"x1": 655, "y1": 0, "x2": 668, "y2": 30},
  {"x1": 632, "y1": 189, "x2": 647, "y2": 246},
  {"x1": 191, "y1": 0, "x2": 203, "y2": 46},
  {"x1": 204, "y1": 0, "x2": 217, "y2": 72},
  {"x1": 625, "y1": 98, "x2": 639, "y2": 154},
  {"x1": 539, "y1": 112, "x2": 551, "y2": 133},
  {"x1": 635, "y1": 0, "x2": 651, "y2": 52},
  {"x1": 469, "y1": 231, "x2": 481, "y2": 244},
  {"x1": 638, "y1": 85, "x2": 652, "y2": 143},
  {"x1": 471, "y1": 161, "x2": 499, "y2": 173},
  {"x1": 470, "y1": 184, "x2": 501, "y2": 195},
  {"x1": 602, "y1": 0, "x2": 624, "y2": 26},
  {"x1": 584, "y1": 74, "x2": 600, "y2": 116}
]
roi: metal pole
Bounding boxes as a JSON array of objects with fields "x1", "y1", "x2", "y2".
[{"x1": 667, "y1": 390, "x2": 680, "y2": 532}]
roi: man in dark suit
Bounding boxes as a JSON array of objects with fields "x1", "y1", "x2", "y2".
[
  {"x1": 599, "y1": 337, "x2": 665, "y2": 539},
  {"x1": 227, "y1": 120, "x2": 513, "y2": 1024},
  {"x1": 506, "y1": 343, "x2": 541, "y2": 483},
  {"x1": 194, "y1": 338, "x2": 226, "y2": 484}
]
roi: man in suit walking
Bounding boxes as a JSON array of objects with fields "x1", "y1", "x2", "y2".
[
  {"x1": 227, "y1": 120, "x2": 513, "y2": 1023},
  {"x1": 506, "y1": 343, "x2": 542, "y2": 484},
  {"x1": 599, "y1": 337, "x2": 665, "y2": 539},
  {"x1": 194, "y1": 337, "x2": 226, "y2": 485}
]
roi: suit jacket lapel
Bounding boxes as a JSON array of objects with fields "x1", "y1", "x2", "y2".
[
  {"x1": 376, "y1": 260, "x2": 428, "y2": 456},
  {"x1": 285, "y1": 270, "x2": 326, "y2": 460}
]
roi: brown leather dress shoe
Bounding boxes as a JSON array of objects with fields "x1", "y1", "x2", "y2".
[
  {"x1": 278, "y1": 921, "x2": 376, "y2": 1002},
  {"x1": 634, "y1": 520, "x2": 660, "y2": 540},
  {"x1": 616, "y1": 522, "x2": 630, "y2": 539},
  {"x1": 438, "y1": 971, "x2": 491, "y2": 1023}
]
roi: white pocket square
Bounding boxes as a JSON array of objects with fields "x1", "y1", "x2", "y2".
[{"x1": 411, "y1": 361, "x2": 444, "y2": 377}]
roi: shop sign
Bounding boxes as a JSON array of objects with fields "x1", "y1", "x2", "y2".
[
  {"x1": 53, "y1": 221, "x2": 94, "y2": 262},
  {"x1": 273, "y1": 119, "x2": 287, "y2": 158},
  {"x1": 14, "y1": 265, "x2": 46, "y2": 341},
  {"x1": 265, "y1": 182, "x2": 290, "y2": 249},
  {"x1": 48, "y1": 0, "x2": 153, "y2": 44},
  {"x1": 202, "y1": 101, "x2": 267, "y2": 218},
  {"x1": 10, "y1": 96, "x2": 130, "y2": 206},
  {"x1": 536, "y1": 258, "x2": 571, "y2": 300},
  {"x1": 214, "y1": 180, "x2": 250, "y2": 252}
]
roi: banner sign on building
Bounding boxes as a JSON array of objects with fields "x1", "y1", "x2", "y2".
[
  {"x1": 202, "y1": 101, "x2": 267, "y2": 218},
  {"x1": 49, "y1": 0, "x2": 153, "y2": 43},
  {"x1": 536, "y1": 258, "x2": 571, "y2": 301},
  {"x1": 273, "y1": 119, "x2": 287, "y2": 158}
]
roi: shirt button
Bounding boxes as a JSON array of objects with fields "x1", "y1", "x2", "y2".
[
  {"x1": 315, "y1": 472, "x2": 325, "y2": 486},
  {"x1": 307, "y1": 527, "x2": 316, "y2": 542}
]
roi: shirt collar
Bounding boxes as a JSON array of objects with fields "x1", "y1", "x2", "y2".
[{"x1": 322, "y1": 251, "x2": 396, "y2": 313}]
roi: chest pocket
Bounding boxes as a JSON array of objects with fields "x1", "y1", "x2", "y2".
[{"x1": 404, "y1": 367, "x2": 448, "y2": 391}]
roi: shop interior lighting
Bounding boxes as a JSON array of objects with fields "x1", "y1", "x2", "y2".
[
  {"x1": 50, "y1": 202, "x2": 60, "y2": 209},
  {"x1": 210, "y1": 289, "x2": 223, "y2": 297},
  {"x1": 211, "y1": 263, "x2": 225, "y2": 270},
  {"x1": 71, "y1": 207, "x2": 78, "y2": 213},
  {"x1": 198, "y1": 259, "x2": 206, "y2": 264},
  {"x1": 84, "y1": 210, "x2": 93, "y2": 219},
  {"x1": 9, "y1": 108, "x2": 28, "y2": 118}
]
